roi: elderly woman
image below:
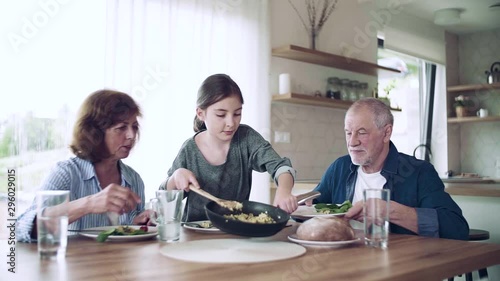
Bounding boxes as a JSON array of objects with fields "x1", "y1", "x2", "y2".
[{"x1": 16, "y1": 89, "x2": 150, "y2": 242}]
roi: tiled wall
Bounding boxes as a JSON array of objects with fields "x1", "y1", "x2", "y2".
[
  {"x1": 456, "y1": 29, "x2": 500, "y2": 178},
  {"x1": 271, "y1": 102, "x2": 347, "y2": 180}
]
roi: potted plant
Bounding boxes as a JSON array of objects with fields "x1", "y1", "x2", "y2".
[
  {"x1": 454, "y1": 95, "x2": 470, "y2": 117},
  {"x1": 376, "y1": 80, "x2": 396, "y2": 107}
]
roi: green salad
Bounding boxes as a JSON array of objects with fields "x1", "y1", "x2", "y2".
[
  {"x1": 314, "y1": 200, "x2": 352, "y2": 214},
  {"x1": 97, "y1": 225, "x2": 148, "y2": 242}
]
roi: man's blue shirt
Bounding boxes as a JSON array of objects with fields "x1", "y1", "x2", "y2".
[{"x1": 314, "y1": 142, "x2": 469, "y2": 240}]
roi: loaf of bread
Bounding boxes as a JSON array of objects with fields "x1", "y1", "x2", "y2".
[{"x1": 296, "y1": 216, "x2": 355, "y2": 241}]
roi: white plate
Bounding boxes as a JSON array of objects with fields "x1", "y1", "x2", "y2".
[
  {"x1": 291, "y1": 205, "x2": 346, "y2": 218},
  {"x1": 79, "y1": 225, "x2": 158, "y2": 242},
  {"x1": 160, "y1": 238, "x2": 306, "y2": 263},
  {"x1": 182, "y1": 221, "x2": 221, "y2": 233},
  {"x1": 287, "y1": 234, "x2": 360, "y2": 247}
]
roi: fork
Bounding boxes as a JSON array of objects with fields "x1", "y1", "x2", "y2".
[{"x1": 107, "y1": 212, "x2": 119, "y2": 226}]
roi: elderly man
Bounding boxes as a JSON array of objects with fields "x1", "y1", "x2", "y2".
[{"x1": 313, "y1": 97, "x2": 468, "y2": 240}]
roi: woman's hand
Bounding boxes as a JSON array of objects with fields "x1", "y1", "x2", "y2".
[
  {"x1": 132, "y1": 210, "x2": 155, "y2": 225},
  {"x1": 168, "y1": 168, "x2": 200, "y2": 191},
  {"x1": 88, "y1": 183, "x2": 141, "y2": 214}
]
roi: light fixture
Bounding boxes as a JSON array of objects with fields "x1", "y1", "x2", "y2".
[{"x1": 433, "y1": 8, "x2": 462, "y2": 26}]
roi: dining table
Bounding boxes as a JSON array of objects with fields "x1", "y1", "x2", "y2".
[{"x1": 5, "y1": 221, "x2": 500, "y2": 281}]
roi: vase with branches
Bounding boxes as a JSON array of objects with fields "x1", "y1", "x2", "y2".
[{"x1": 288, "y1": 0, "x2": 340, "y2": 50}]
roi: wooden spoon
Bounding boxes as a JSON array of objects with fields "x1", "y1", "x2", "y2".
[{"x1": 188, "y1": 184, "x2": 243, "y2": 211}]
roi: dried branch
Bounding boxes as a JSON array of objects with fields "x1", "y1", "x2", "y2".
[
  {"x1": 317, "y1": 0, "x2": 339, "y2": 32},
  {"x1": 288, "y1": 0, "x2": 309, "y2": 32},
  {"x1": 288, "y1": 0, "x2": 340, "y2": 34},
  {"x1": 308, "y1": 0, "x2": 316, "y2": 31},
  {"x1": 318, "y1": 0, "x2": 328, "y2": 29}
]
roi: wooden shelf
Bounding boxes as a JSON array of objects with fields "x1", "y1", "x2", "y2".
[
  {"x1": 447, "y1": 115, "x2": 500, "y2": 124},
  {"x1": 447, "y1": 83, "x2": 500, "y2": 93},
  {"x1": 271, "y1": 45, "x2": 401, "y2": 77},
  {"x1": 272, "y1": 93, "x2": 403, "y2": 111},
  {"x1": 272, "y1": 93, "x2": 353, "y2": 109},
  {"x1": 444, "y1": 183, "x2": 500, "y2": 198}
]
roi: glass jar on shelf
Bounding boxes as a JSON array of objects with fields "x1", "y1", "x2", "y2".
[
  {"x1": 348, "y1": 80, "x2": 359, "y2": 101},
  {"x1": 340, "y1": 79, "x2": 351, "y2": 101},
  {"x1": 326, "y1": 77, "x2": 341, "y2": 99},
  {"x1": 358, "y1": 82, "x2": 369, "y2": 99}
]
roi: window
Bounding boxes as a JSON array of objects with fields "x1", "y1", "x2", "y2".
[
  {"x1": 377, "y1": 47, "x2": 442, "y2": 161},
  {"x1": 0, "y1": 1, "x2": 107, "y2": 218}
]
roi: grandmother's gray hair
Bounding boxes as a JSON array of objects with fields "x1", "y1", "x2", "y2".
[{"x1": 347, "y1": 97, "x2": 394, "y2": 129}]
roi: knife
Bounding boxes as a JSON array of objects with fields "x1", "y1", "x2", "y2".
[
  {"x1": 296, "y1": 191, "x2": 321, "y2": 205},
  {"x1": 181, "y1": 222, "x2": 204, "y2": 228}
]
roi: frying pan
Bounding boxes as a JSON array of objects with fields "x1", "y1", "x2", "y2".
[{"x1": 205, "y1": 200, "x2": 290, "y2": 237}]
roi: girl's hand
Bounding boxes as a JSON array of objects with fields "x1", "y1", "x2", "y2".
[
  {"x1": 169, "y1": 168, "x2": 200, "y2": 191},
  {"x1": 273, "y1": 191, "x2": 298, "y2": 214}
]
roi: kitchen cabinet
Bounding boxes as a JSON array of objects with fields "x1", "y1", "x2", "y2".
[
  {"x1": 447, "y1": 82, "x2": 500, "y2": 123},
  {"x1": 271, "y1": 45, "x2": 401, "y2": 109}
]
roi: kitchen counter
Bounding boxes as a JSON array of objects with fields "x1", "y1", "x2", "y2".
[
  {"x1": 444, "y1": 182, "x2": 500, "y2": 197},
  {"x1": 271, "y1": 180, "x2": 500, "y2": 200}
]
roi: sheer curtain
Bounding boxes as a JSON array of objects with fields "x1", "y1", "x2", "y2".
[
  {"x1": 0, "y1": 1, "x2": 107, "y2": 221},
  {"x1": 104, "y1": 0, "x2": 271, "y2": 202}
]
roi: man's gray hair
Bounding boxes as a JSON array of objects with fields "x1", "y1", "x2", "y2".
[{"x1": 348, "y1": 97, "x2": 394, "y2": 129}]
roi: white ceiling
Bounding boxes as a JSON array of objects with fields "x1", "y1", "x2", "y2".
[{"x1": 374, "y1": 0, "x2": 500, "y2": 34}]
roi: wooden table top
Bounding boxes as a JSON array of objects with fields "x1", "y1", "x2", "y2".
[{"x1": 6, "y1": 222, "x2": 500, "y2": 281}]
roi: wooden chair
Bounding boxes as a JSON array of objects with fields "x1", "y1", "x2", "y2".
[{"x1": 448, "y1": 229, "x2": 490, "y2": 281}]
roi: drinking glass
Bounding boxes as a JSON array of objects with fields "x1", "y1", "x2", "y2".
[
  {"x1": 36, "y1": 190, "x2": 69, "y2": 259},
  {"x1": 363, "y1": 189, "x2": 390, "y2": 249},
  {"x1": 150, "y1": 190, "x2": 184, "y2": 242}
]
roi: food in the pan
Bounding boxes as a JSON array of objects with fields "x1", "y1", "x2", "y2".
[
  {"x1": 224, "y1": 212, "x2": 276, "y2": 224},
  {"x1": 296, "y1": 216, "x2": 355, "y2": 241},
  {"x1": 199, "y1": 221, "x2": 213, "y2": 228}
]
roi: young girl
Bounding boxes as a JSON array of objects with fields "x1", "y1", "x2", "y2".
[{"x1": 162, "y1": 74, "x2": 297, "y2": 222}]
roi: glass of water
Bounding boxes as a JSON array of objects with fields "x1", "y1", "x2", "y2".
[
  {"x1": 363, "y1": 189, "x2": 390, "y2": 249},
  {"x1": 150, "y1": 190, "x2": 184, "y2": 242},
  {"x1": 36, "y1": 190, "x2": 69, "y2": 259}
]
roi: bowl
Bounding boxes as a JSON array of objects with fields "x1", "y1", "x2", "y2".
[{"x1": 205, "y1": 200, "x2": 290, "y2": 237}]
